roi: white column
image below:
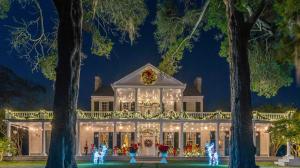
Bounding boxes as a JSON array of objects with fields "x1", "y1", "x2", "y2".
[
  {"x1": 113, "y1": 89, "x2": 117, "y2": 111},
  {"x1": 76, "y1": 121, "x2": 81, "y2": 156},
  {"x1": 180, "y1": 89, "x2": 184, "y2": 112},
  {"x1": 41, "y1": 122, "x2": 46, "y2": 156},
  {"x1": 7, "y1": 122, "x2": 11, "y2": 139},
  {"x1": 179, "y1": 122, "x2": 184, "y2": 156},
  {"x1": 113, "y1": 121, "x2": 117, "y2": 148},
  {"x1": 266, "y1": 130, "x2": 270, "y2": 157},
  {"x1": 253, "y1": 122, "x2": 256, "y2": 147},
  {"x1": 160, "y1": 88, "x2": 163, "y2": 113},
  {"x1": 286, "y1": 141, "x2": 291, "y2": 156},
  {"x1": 216, "y1": 122, "x2": 220, "y2": 154},
  {"x1": 160, "y1": 121, "x2": 163, "y2": 144},
  {"x1": 134, "y1": 122, "x2": 138, "y2": 143},
  {"x1": 135, "y1": 88, "x2": 138, "y2": 112}
]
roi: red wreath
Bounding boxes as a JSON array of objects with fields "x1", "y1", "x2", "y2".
[{"x1": 144, "y1": 139, "x2": 153, "y2": 147}]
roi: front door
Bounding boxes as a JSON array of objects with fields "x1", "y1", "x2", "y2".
[{"x1": 141, "y1": 136, "x2": 156, "y2": 156}]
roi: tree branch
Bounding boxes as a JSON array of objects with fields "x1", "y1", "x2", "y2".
[
  {"x1": 246, "y1": 0, "x2": 270, "y2": 27},
  {"x1": 168, "y1": 0, "x2": 210, "y2": 60}
]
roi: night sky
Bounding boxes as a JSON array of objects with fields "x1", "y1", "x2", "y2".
[{"x1": 0, "y1": 1, "x2": 299, "y2": 111}]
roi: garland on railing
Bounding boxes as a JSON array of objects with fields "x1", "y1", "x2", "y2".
[{"x1": 5, "y1": 109, "x2": 293, "y2": 121}]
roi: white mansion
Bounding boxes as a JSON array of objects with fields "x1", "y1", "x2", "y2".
[{"x1": 5, "y1": 63, "x2": 291, "y2": 157}]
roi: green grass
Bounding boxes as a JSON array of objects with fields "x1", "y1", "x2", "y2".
[{"x1": 0, "y1": 161, "x2": 278, "y2": 168}]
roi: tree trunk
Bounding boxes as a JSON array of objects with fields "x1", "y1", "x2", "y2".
[
  {"x1": 225, "y1": 1, "x2": 257, "y2": 168},
  {"x1": 46, "y1": 0, "x2": 82, "y2": 168}
]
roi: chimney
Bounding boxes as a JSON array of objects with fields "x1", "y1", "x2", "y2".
[
  {"x1": 194, "y1": 77, "x2": 202, "y2": 94},
  {"x1": 94, "y1": 75, "x2": 102, "y2": 91}
]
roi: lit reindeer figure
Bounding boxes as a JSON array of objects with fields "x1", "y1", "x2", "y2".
[
  {"x1": 206, "y1": 143, "x2": 219, "y2": 166},
  {"x1": 93, "y1": 145, "x2": 108, "y2": 164}
]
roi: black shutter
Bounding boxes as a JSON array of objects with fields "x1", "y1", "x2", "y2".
[
  {"x1": 94, "y1": 101, "x2": 99, "y2": 111},
  {"x1": 94, "y1": 132, "x2": 99, "y2": 148},
  {"x1": 108, "y1": 132, "x2": 113, "y2": 149},
  {"x1": 131, "y1": 102, "x2": 135, "y2": 111},
  {"x1": 210, "y1": 131, "x2": 216, "y2": 144},
  {"x1": 131, "y1": 132, "x2": 135, "y2": 144},
  {"x1": 183, "y1": 102, "x2": 187, "y2": 111},
  {"x1": 109, "y1": 102, "x2": 113, "y2": 111},
  {"x1": 183, "y1": 132, "x2": 186, "y2": 147},
  {"x1": 196, "y1": 133, "x2": 201, "y2": 146},
  {"x1": 256, "y1": 132, "x2": 260, "y2": 156},
  {"x1": 174, "y1": 102, "x2": 177, "y2": 111},
  {"x1": 119, "y1": 102, "x2": 122, "y2": 111},
  {"x1": 117, "y1": 132, "x2": 121, "y2": 148},
  {"x1": 174, "y1": 132, "x2": 179, "y2": 148},
  {"x1": 225, "y1": 131, "x2": 230, "y2": 156},
  {"x1": 196, "y1": 102, "x2": 201, "y2": 112}
]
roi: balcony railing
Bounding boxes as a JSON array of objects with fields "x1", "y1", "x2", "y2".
[{"x1": 5, "y1": 109, "x2": 294, "y2": 122}]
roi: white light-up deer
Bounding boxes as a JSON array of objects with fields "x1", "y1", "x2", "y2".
[
  {"x1": 93, "y1": 145, "x2": 108, "y2": 164},
  {"x1": 206, "y1": 143, "x2": 219, "y2": 166}
]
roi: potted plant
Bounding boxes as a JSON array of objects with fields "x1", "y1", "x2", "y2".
[
  {"x1": 128, "y1": 144, "x2": 138, "y2": 164},
  {"x1": 158, "y1": 144, "x2": 169, "y2": 163}
]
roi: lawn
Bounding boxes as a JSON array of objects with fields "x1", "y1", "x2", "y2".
[{"x1": 0, "y1": 161, "x2": 279, "y2": 168}]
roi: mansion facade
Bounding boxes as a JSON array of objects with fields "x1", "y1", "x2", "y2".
[{"x1": 5, "y1": 64, "x2": 291, "y2": 157}]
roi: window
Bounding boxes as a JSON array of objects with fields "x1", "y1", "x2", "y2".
[
  {"x1": 101, "y1": 102, "x2": 108, "y2": 111},
  {"x1": 94, "y1": 101, "x2": 99, "y2": 111}
]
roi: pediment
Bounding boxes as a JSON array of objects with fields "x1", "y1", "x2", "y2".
[{"x1": 112, "y1": 63, "x2": 185, "y2": 88}]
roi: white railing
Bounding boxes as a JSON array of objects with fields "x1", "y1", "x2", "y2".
[{"x1": 4, "y1": 109, "x2": 292, "y2": 121}]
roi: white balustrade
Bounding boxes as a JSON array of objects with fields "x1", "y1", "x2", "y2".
[{"x1": 4, "y1": 109, "x2": 292, "y2": 121}]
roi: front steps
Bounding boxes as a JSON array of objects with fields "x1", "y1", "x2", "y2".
[{"x1": 274, "y1": 155, "x2": 300, "y2": 166}]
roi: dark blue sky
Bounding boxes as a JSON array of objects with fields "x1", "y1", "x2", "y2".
[{"x1": 0, "y1": 1, "x2": 299, "y2": 111}]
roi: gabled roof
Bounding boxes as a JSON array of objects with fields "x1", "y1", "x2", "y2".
[
  {"x1": 92, "y1": 85, "x2": 114, "y2": 96},
  {"x1": 111, "y1": 63, "x2": 186, "y2": 88},
  {"x1": 183, "y1": 85, "x2": 201, "y2": 96}
]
